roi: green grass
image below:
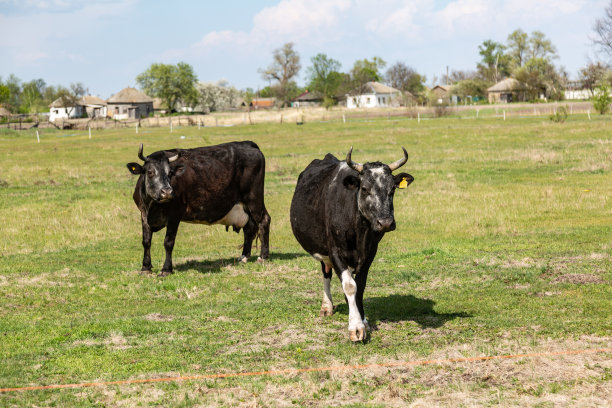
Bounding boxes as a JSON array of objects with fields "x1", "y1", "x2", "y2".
[{"x1": 0, "y1": 115, "x2": 611, "y2": 406}]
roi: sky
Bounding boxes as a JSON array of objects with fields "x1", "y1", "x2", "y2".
[{"x1": 0, "y1": 0, "x2": 608, "y2": 99}]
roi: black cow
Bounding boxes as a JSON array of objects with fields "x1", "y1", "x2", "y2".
[
  {"x1": 127, "y1": 141, "x2": 271, "y2": 276},
  {"x1": 290, "y1": 147, "x2": 414, "y2": 341}
]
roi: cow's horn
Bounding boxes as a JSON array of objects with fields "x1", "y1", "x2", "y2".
[
  {"x1": 388, "y1": 147, "x2": 408, "y2": 171},
  {"x1": 138, "y1": 144, "x2": 146, "y2": 161},
  {"x1": 346, "y1": 146, "x2": 363, "y2": 173},
  {"x1": 168, "y1": 153, "x2": 179, "y2": 163}
]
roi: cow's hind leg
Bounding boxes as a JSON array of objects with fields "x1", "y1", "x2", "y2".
[
  {"x1": 256, "y1": 209, "x2": 271, "y2": 261},
  {"x1": 141, "y1": 215, "x2": 153, "y2": 273},
  {"x1": 159, "y1": 218, "x2": 180, "y2": 277},
  {"x1": 320, "y1": 262, "x2": 333, "y2": 317},
  {"x1": 239, "y1": 217, "x2": 257, "y2": 263}
]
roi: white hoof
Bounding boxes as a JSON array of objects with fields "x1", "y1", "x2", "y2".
[{"x1": 239, "y1": 255, "x2": 248, "y2": 263}]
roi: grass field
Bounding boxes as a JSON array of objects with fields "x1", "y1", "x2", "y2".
[{"x1": 0, "y1": 114, "x2": 610, "y2": 407}]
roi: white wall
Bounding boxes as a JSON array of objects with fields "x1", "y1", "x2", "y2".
[
  {"x1": 49, "y1": 106, "x2": 83, "y2": 122},
  {"x1": 346, "y1": 93, "x2": 395, "y2": 109}
]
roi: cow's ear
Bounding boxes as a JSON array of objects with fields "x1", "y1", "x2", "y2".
[
  {"x1": 170, "y1": 163, "x2": 186, "y2": 177},
  {"x1": 127, "y1": 162, "x2": 143, "y2": 175},
  {"x1": 394, "y1": 173, "x2": 414, "y2": 189},
  {"x1": 343, "y1": 175, "x2": 360, "y2": 190}
]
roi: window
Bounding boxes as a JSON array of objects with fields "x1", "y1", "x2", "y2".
[{"x1": 366, "y1": 97, "x2": 370, "y2": 104}]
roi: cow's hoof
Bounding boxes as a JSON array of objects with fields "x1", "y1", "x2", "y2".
[
  {"x1": 238, "y1": 255, "x2": 248, "y2": 264},
  {"x1": 140, "y1": 269, "x2": 153, "y2": 275},
  {"x1": 158, "y1": 270, "x2": 173, "y2": 277},
  {"x1": 319, "y1": 307, "x2": 333, "y2": 317},
  {"x1": 349, "y1": 326, "x2": 366, "y2": 342},
  {"x1": 256, "y1": 256, "x2": 266, "y2": 263}
]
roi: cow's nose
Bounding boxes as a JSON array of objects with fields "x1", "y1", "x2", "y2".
[
  {"x1": 160, "y1": 188, "x2": 173, "y2": 200},
  {"x1": 376, "y1": 218, "x2": 396, "y2": 232}
]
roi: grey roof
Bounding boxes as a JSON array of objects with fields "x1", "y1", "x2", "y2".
[
  {"x1": 107, "y1": 87, "x2": 153, "y2": 103},
  {"x1": 80, "y1": 95, "x2": 106, "y2": 106},
  {"x1": 487, "y1": 78, "x2": 528, "y2": 92}
]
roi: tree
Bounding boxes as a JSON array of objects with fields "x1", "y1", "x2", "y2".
[
  {"x1": 514, "y1": 58, "x2": 565, "y2": 100},
  {"x1": 477, "y1": 40, "x2": 509, "y2": 83},
  {"x1": 136, "y1": 62, "x2": 198, "y2": 112},
  {"x1": 0, "y1": 84, "x2": 10, "y2": 106},
  {"x1": 592, "y1": 1, "x2": 612, "y2": 61},
  {"x1": 385, "y1": 62, "x2": 426, "y2": 96},
  {"x1": 259, "y1": 43, "x2": 301, "y2": 107},
  {"x1": 305, "y1": 53, "x2": 342, "y2": 103},
  {"x1": 53, "y1": 82, "x2": 87, "y2": 116},
  {"x1": 197, "y1": 80, "x2": 240, "y2": 113},
  {"x1": 21, "y1": 79, "x2": 46, "y2": 113},
  {"x1": 506, "y1": 29, "x2": 529, "y2": 70},
  {"x1": 592, "y1": 84, "x2": 612, "y2": 114},
  {"x1": 528, "y1": 31, "x2": 558, "y2": 61},
  {"x1": 579, "y1": 62, "x2": 610, "y2": 95},
  {"x1": 4, "y1": 74, "x2": 22, "y2": 111},
  {"x1": 450, "y1": 78, "x2": 490, "y2": 101}
]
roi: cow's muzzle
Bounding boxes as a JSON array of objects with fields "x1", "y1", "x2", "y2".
[
  {"x1": 375, "y1": 217, "x2": 396, "y2": 232},
  {"x1": 158, "y1": 187, "x2": 174, "y2": 202}
]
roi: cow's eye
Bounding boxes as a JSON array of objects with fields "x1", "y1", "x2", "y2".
[{"x1": 360, "y1": 186, "x2": 368, "y2": 195}]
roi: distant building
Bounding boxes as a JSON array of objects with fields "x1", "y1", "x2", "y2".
[
  {"x1": 80, "y1": 95, "x2": 107, "y2": 118},
  {"x1": 430, "y1": 85, "x2": 451, "y2": 104},
  {"x1": 49, "y1": 97, "x2": 85, "y2": 122},
  {"x1": 487, "y1": 78, "x2": 529, "y2": 103},
  {"x1": 249, "y1": 98, "x2": 276, "y2": 109},
  {"x1": 346, "y1": 82, "x2": 402, "y2": 109},
  {"x1": 564, "y1": 80, "x2": 591, "y2": 100},
  {"x1": 0, "y1": 106, "x2": 11, "y2": 117},
  {"x1": 292, "y1": 90, "x2": 324, "y2": 108},
  {"x1": 107, "y1": 87, "x2": 153, "y2": 119}
]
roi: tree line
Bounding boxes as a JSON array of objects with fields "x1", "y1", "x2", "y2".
[{"x1": 3, "y1": 1, "x2": 612, "y2": 115}]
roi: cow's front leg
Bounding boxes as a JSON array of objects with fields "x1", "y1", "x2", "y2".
[
  {"x1": 160, "y1": 218, "x2": 180, "y2": 277},
  {"x1": 331, "y1": 253, "x2": 365, "y2": 342},
  {"x1": 141, "y1": 214, "x2": 153, "y2": 273},
  {"x1": 239, "y1": 217, "x2": 257, "y2": 263},
  {"x1": 320, "y1": 262, "x2": 333, "y2": 317}
]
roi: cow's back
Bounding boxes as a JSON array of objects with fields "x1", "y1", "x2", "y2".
[{"x1": 174, "y1": 141, "x2": 265, "y2": 223}]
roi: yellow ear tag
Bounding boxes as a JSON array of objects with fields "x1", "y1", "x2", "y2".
[
  {"x1": 131, "y1": 166, "x2": 137, "y2": 172},
  {"x1": 398, "y1": 177, "x2": 408, "y2": 189}
]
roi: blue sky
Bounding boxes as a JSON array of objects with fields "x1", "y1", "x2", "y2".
[{"x1": 0, "y1": 0, "x2": 608, "y2": 98}]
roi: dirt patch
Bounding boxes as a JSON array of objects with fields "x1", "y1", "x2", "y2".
[
  {"x1": 145, "y1": 313, "x2": 174, "y2": 322},
  {"x1": 553, "y1": 274, "x2": 606, "y2": 284}
]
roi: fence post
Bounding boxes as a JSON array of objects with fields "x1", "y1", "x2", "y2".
[
  {"x1": 170, "y1": 118, "x2": 173, "y2": 132},
  {"x1": 342, "y1": 114, "x2": 346, "y2": 124},
  {"x1": 89, "y1": 126, "x2": 91, "y2": 139},
  {"x1": 588, "y1": 110, "x2": 591, "y2": 120},
  {"x1": 418, "y1": 112, "x2": 420, "y2": 123},
  {"x1": 36, "y1": 130, "x2": 40, "y2": 143},
  {"x1": 136, "y1": 123, "x2": 138, "y2": 134},
  {"x1": 503, "y1": 110, "x2": 506, "y2": 121},
  {"x1": 476, "y1": 109, "x2": 479, "y2": 119}
]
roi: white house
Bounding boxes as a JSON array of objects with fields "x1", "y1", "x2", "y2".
[
  {"x1": 48, "y1": 97, "x2": 84, "y2": 122},
  {"x1": 346, "y1": 82, "x2": 402, "y2": 109}
]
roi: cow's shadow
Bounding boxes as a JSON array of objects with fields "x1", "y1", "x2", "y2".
[
  {"x1": 174, "y1": 252, "x2": 309, "y2": 274},
  {"x1": 335, "y1": 294, "x2": 470, "y2": 330}
]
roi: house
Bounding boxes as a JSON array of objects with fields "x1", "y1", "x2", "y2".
[
  {"x1": 431, "y1": 85, "x2": 452, "y2": 104},
  {"x1": 0, "y1": 106, "x2": 10, "y2": 118},
  {"x1": 80, "y1": 95, "x2": 107, "y2": 118},
  {"x1": 346, "y1": 82, "x2": 402, "y2": 109},
  {"x1": 48, "y1": 97, "x2": 85, "y2": 122},
  {"x1": 564, "y1": 80, "x2": 591, "y2": 100},
  {"x1": 291, "y1": 90, "x2": 324, "y2": 108},
  {"x1": 106, "y1": 87, "x2": 153, "y2": 119},
  {"x1": 249, "y1": 97, "x2": 276, "y2": 109},
  {"x1": 487, "y1": 78, "x2": 529, "y2": 103}
]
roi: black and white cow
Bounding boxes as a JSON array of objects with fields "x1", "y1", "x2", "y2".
[
  {"x1": 127, "y1": 141, "x2": 271, "y2": 276},
  {"x1": 290, "y1": 147, "x2": 414, "y2": 341}
]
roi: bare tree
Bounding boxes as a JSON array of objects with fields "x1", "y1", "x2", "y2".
[
  {"x1": 259, "y1": 43, "x2": 301, "y2": 107},
  {"x1": 592, "y1": 1, "x2": 612, "y2": 61}
]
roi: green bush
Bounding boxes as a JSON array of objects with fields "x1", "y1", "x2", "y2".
[
  {"x1": 549, "y1": 105, "x2": 568, "y2": 123},
  {"x1": 592, "y1": 84, "x2": 612, "y2": 115}
]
